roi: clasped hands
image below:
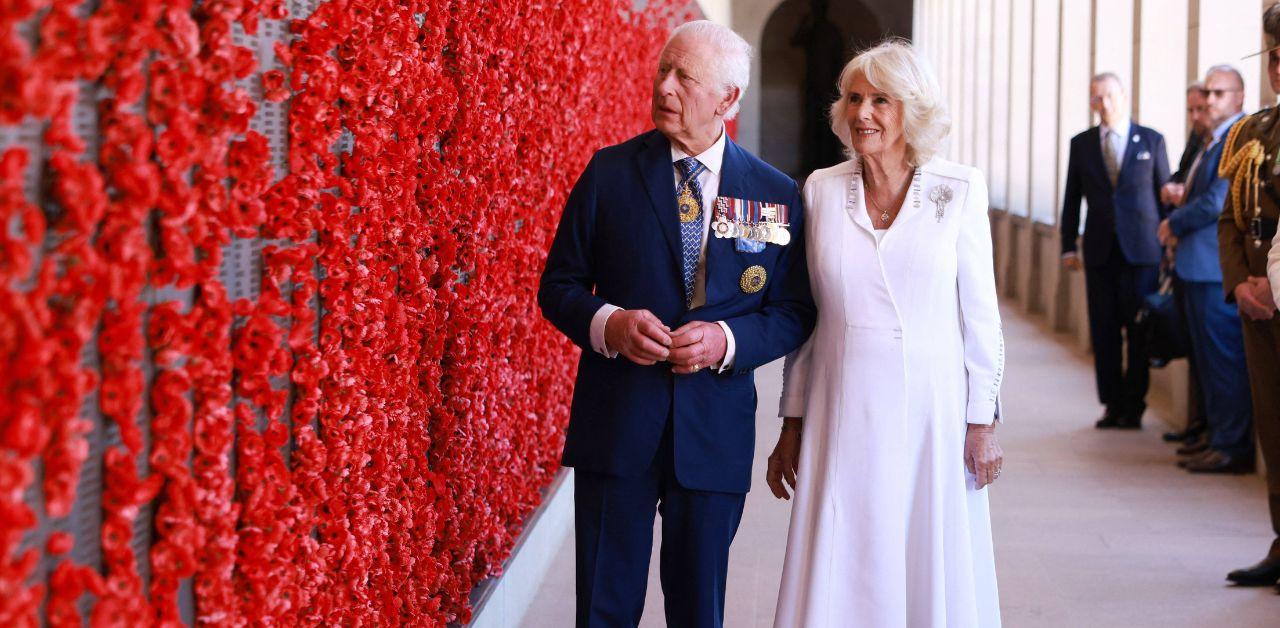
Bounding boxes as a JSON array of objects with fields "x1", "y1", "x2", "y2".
[
  {"x1": 604, "y1": 309, "x2": 727, "y2": 374},
  {"x1": 1235, "y1": 276, "x2": 1277, "y2": 321}
]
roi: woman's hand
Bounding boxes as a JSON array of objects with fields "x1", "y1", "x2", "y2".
[
  {"x1": 766, "y1": 418, "x2": 803, "y2": 500},
  {"x1": 965, "y1": 423, "x2": 1003, "y2": 490}
]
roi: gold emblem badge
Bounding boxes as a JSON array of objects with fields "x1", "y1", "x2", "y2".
[
  {"x1": 678, "y1": 188, "x2": 700, "y2": 223},
  {"x1": 740, "y1": 265, "x2": 767, "y2": 294}
]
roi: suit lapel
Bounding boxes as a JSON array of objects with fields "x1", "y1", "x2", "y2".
[
  {"x1": 1117, "y1": 125, "x2": 1142, "y2": 182},
  {"x1": 636, "y1": 132, "x2": 684, "y2": 272},
  {"x1": 703, "y1": 138, "x2": 756, "y2": 308}
]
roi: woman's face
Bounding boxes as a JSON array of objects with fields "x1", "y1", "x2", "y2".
[{"x1": 843, "y1": 73, "x2": 906, "y2": 159}]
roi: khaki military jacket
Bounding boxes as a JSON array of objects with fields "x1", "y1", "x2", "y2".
[{"x1": 1219, "y1": 105, "x2": 1280, "y2": 299}]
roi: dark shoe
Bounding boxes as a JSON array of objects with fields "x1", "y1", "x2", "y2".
[
  {"x1": 1094, "y1": 407, "x2": 1126, "y2": 429},
  {"x1": 1177, "y1": 450, "x2": 1213, "y2": 468},
  {"x1": 1186, "y1": 450, "x2": 1255, "y2": 474},
  {"x1": 1163, "y1": 427, "x2": 1204, "y2": 443},
  {"x1": 1114, "y1": 415, "x2": 1142, "y2": 430},
  {"x1": 1227, "y1": 555, "x2": 1280, "y2": 586},
  {"x1": 1176, "y1": 437, "x2": 1210, "y2": 457}
]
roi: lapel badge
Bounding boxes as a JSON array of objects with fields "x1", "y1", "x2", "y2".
[
  {"x1": 740, "y1": 265, "x2": 767, "y2": 294},
  {"x1": 929, "y1": 185, "x2": 954, "y2": 223}
]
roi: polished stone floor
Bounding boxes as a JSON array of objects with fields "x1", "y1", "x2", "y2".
[{"x1": 523, "y1": 307, "x2": 1278, "y2": 627}]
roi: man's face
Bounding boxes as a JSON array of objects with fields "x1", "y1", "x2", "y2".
[
  {"x1": 1089, "y1": 77, "x2": 1125, "y2": 127},
  {"x1": 652, "y1": 35, "x2": 734, "y2": 147},
  {"x1": 1204, "y1": 71, "x2": 1245, "y2": 128},
  {"x1": 1186, "y1": 89, "x2": 1210, "y2": 137}
]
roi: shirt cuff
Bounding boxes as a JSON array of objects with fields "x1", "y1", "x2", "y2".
[
  {"x1": 589, "y1": 304, "x2": 622, "y2": 358},
  {"x1": 714, "y1": 320, "x2": 735, "y2": 372},
  {"x1": 1061, "y1": 251, "x2": 1078, "y2": 260}
]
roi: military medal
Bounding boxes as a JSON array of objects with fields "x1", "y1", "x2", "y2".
[
  {"x1": 713, "y1": 197, "x2": 734, "y2": 238},
  {"x1": 740, "y1": 265, "x2": 767, "y2": 293},
  {"x1": 712, "y1": 196, "x2": 791, "y2": 250},
  {"x1": 930, "y1": 185, "x2": 954, "y2": 223}
]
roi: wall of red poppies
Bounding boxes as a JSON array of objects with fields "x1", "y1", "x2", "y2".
[{"x1": 0, "y1": 0, "x2": 684, "y2": 624}]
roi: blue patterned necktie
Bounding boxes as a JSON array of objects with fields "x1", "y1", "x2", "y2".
[{"x1": 675, "y1": 157, "x2": 707, "y2": 307}]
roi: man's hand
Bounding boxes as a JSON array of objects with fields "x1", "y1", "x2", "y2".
[
  {"x1": 1157, "y1": 219, "x2": 1176, "y2": 247},
  {"x1": 604, "y1": 309, "x2": 671, "y2": 365},
  {"x1": 667, "y1": 321, "x2": 727, "y2": 375},
  {"x1": 1160, "y1": 182, "x2": 1186, "y2": 207},
  {"x1": 1250, "y1": 276, "x2": 1277, "y2": 319},
  {"x1": 1234, "y1": 280, "x2": 1274, "y2": 321},
  {"x1": 1062, "y1": 254, "x2": 1083, "y2": 272}
]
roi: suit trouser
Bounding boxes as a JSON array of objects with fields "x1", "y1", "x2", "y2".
[
  {"x1": 1240, "y1": 317, "x2": 1280, "y2": 546},
  {"x1": 573, "y1": 421, "x2": 746, "y2": 628},
  {"x1": 1172, "y1": 276, "x2": 1208, "y2": 435},
  {"x1": 1181, "y1": 281, "x2": 1253, "y2": 459},
  {"x1": 1083, "y1": 254, "x2": 1159, "y2": 415}
]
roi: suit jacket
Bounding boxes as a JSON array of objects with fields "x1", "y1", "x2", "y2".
[
  {"x1": 1060, "y1": 123, "x2": 1171, "y2": 267},
  {"x1": 1171, "y1": 132, "x2": 1205, "y2": 184},
  {"x1": 538, "y1": 129, "x2": 816, "y2": 493},
  {"x1": 1169, "y1": 122, "x2": 1234, "y2": 283}
]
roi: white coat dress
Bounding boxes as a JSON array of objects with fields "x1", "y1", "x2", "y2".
[{"x1": 773, "y1": 157, "x2": 1004, "y2": 628}]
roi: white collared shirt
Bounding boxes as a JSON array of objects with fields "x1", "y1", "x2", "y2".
[{"x1": 588, "y1": 127, "x2": 737, "y2": 371}]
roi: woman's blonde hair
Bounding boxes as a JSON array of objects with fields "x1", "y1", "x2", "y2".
[{"x1": 829, "y1": 39, "x2": 951, "y2": 167}]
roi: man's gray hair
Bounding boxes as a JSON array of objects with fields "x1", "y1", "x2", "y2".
[
  {"x1": 1186, "y1": 81, "x2": 1204, "y2": 94},
  {"x1": 1091, "y1": 72, "x2": 1124, "y2": 92},
  {"x1": 666, "y1": 20, "x2": 752, "y2": 120},
  {"x1": 1205, "y1": 64, "x2": 1246, "y2": 90}
]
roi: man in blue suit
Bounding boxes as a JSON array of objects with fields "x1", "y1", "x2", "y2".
[
  {"x1": 1060, "y1": 73, "x2": 1171, "y2": 429},
  {"x1": 537, "y1": 20, "x2": 815, "y2": 628},
  {"x1": 1159, "y1": 65, "x2": 1253, "y2": 473}
]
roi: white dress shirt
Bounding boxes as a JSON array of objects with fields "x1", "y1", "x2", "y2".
[{"x1": 588, "y1": 127, "x2": 737, "y2": 370}]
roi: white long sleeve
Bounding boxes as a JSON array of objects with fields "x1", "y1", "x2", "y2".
[{"x1": 955, "y1": 170, "x2": 1005, "y2": 424}]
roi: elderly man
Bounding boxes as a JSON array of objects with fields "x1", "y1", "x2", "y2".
[
  {"x1": 538, "y1": 20, "x2": 815, "y2": 627},
  {"x1": 1220, "y1": 3, "x2": 1280, "y2": 588},
  {"x1": 1158, "y1": 65, "x2": 1252, "y2": 475},
  {"x1": 1060, "y1": 73, "x2": 1170, "y2": 430}
]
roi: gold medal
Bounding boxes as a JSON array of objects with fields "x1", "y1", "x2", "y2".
[
  {"x1": 740, "y1": 265, "x2": 767, "y2": 294},
  {"x1": 678, "y1": 187, "x2": 700, "y2": 223}
]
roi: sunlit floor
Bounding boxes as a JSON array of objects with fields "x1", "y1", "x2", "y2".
[{"x1": 523, "y1": 307, "x2": 1278, "y2": 627}]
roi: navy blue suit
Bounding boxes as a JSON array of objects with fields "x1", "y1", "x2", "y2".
[
  {"x1": 538, "y1": 129, "x2": 815, "y2": 627},
  {"x1": 1060, "y1": 122, "x2": 1170, "y2": 421},
  {"x1": 1168, "y1": 115, "x2": 1253, "y2": 459}
]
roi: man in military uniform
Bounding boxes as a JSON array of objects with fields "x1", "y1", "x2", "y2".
[{"x1": 1217, "y1": 3, "x2": 1280, "y2": 589}]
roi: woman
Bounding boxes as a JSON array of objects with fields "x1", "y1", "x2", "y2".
[{"x1": 767, "y1": 40, "x2": 1004, "y2": 627}]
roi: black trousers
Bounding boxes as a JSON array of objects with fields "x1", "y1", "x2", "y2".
[{"x1": 1083, "y1": 249, "x2": 1160, "y2": 418}]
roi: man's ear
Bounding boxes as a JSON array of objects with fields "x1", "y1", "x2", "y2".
[{"x1": 715, "y1": 86, "x2": 741, "y2": 118}]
